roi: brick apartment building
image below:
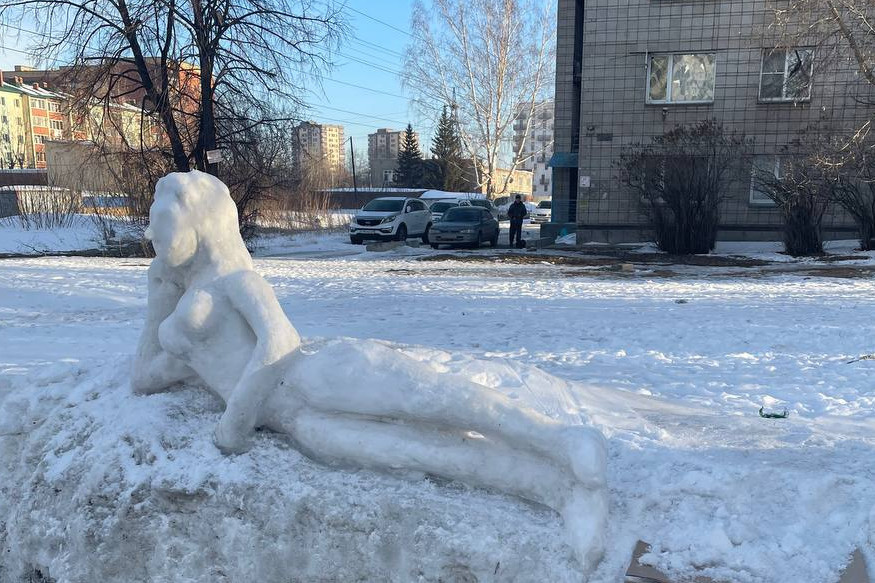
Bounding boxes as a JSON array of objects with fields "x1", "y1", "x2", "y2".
[
  {"x1": 368, "y1": 128, "x2": 418, "y2": 187},
  {"x1": 292, "y1": 121, "x2": 346, "y2": 176},
  {"x1": 549, "y1": 0, "x2": 874, "y2": 243}
]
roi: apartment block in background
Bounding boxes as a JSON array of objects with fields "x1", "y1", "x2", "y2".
[
  {"x1": 12, "y1": 81, "x2": 69, "y2": 170},
  {"x1": 550, "y1": 0, "x2": 874, "y2": 243},
  {"x1": 0, "y1": 73, "x2": 31, "y2": 168},
  {"x1": 513, "y1": 100, "x2": 554, "y2": 198},
  {"x1": 368, "y1": 128, "x2": 417, "y2": 187},
  {"x1": 292, "y1": 121, "x2": 346, "y2": 176}
]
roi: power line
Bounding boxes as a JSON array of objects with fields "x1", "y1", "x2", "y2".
[
  {"x1": 343, "y1": 6, "x2": 416, "y2": 39},
  {"x1": 310, "y1": 103, "x2": 410, "y2": 125},
  {"x1": 348, "y1": 36, "x2": 404, "y2": 59}
]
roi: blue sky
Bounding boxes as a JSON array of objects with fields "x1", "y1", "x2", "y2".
[{"x1": 0, "y1": 1, "x2": 430, "y2": 156}]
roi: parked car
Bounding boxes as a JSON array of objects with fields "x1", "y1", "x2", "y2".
[
  {"x1": 466, "y1": 198, "x2": 500, "y2": 219},
  {"x1": 349, "y1": 197, "x2": 432, "y2": 244},
  {"x1": 429, "y1": 206, "x2": 500, "y2": 249},
  {"x1": 428, "y1": 200, "x2": 462, "y2": 222},
  {"x1": 495, "y1": 196, "x2": 511, "y2": 220},
  {"x1": 532, "y1": 200, "x2": 552, "y2": 224},
  {"x1": 497, "y1": 199, "x2": 538, "y2": 222}
]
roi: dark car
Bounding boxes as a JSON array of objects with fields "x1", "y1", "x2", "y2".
[{"x1": 429, "y1": 207, "x2": 500, "y2": 249}]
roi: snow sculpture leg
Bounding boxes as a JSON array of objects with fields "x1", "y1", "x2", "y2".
[
  {"x1": 282, "y1": 341, "x2": 607, "y2": 490},
  {"x1": 283, "y1": 409, "x2": 607, "y2": 571},
  {"x1": 134, "y1": 170, "x2": 609, "y2": 571}
]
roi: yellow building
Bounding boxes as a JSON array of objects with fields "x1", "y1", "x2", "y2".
[
  {"x1": 0, "y1": 75, "x2": 32, "y2": 168},
  {"x1": 486, "y1": 168, "x2": 533, "y2": 199}
]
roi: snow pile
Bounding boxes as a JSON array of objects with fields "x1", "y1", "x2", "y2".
[
  {"x1": 556, "y1": 232, "x2": 577, "y2": 245},
  {"x1": 0, "y1": 348, "x2": 604, "y2": 582},
  {"x1": 0, "y1": 215, "x2": 103, "y2": 255}
]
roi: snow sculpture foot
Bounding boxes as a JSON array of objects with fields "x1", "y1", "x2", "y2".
[
  {"x1": 562, "y1": 485, "x2": 609, "y2": 572},
  {"x1": 133, "y1": 170, "x2": 610, "y2": 573},
  {"x1": 213, "y1": 414, "x2": 251, "y2": 455}
]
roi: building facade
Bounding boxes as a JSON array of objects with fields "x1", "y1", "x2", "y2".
[
  {"x1": 368, "y1": 128, "x2": 417, "y2": 187},
  {"x1": 488, "y1": 168, "x2": 534, "y2": 199},
  {"x1": 513, "y1": 100, "x2": 554, "y2": 198},
  {"x1": 0, "y1": 71, "x2": 159, "y2": 170},
  {"x1": 11, "y1": 82, "x2": 69, "y2": 170},
  {"x1": 551, "y1": 0, "x2": 874, "y2": 242},
  {"x1": 292, "y1": 121, "x2": 346, "y2": 176},
  {"x1": 0, "y1": 76, "x2": 30, "y2": 168}
]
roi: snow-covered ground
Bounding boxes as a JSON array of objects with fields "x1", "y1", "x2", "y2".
[
  {"x1": 0, "y1": 215, "x2": 108, "y2": 255},
  {"x1": 2, "y1": 234, "x2": 875, "y2": 582}
]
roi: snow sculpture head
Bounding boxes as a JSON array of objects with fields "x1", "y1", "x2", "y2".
[{"x1": 146, "y1": 171, "x2": 248, "y2": 268}]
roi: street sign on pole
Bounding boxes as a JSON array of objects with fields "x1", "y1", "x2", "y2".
[{"x1": 206, "y1": 149, "x2": 229, "y2": 164}]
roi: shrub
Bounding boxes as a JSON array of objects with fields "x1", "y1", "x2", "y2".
[{"x1": 617, "y1": 120, "x2": 752, "y2": 254}]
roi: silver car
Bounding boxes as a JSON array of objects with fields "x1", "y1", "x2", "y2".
[{"x1": 429, "y1": 207, "x2": 500, "y2": 249}]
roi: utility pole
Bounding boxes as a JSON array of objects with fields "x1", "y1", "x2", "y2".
[{"x1": 349, "y1": 136, "x2": 358, "y2": 194}]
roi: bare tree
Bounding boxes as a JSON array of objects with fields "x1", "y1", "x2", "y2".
[
  {"x1": 405, "y1": 0, "x2": 555, "y2": 197},
  {"x1": 1, "y1": 0, "x2": 344, "y2": 172},
  {"x1": 769, "y1": 0, "x2": 874, "y2": 89},
  {"x1": 617, "y1": 120, "x2": 753, "y2": 255}
]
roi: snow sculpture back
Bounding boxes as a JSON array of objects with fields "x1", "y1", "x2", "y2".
[{"x1": 133, "y1": 170, "x2": 609, "y2": 572}]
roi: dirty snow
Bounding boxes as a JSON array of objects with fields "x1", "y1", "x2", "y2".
[{"x1": 2, "y1": 238, "x2": 875, "y2": 582}]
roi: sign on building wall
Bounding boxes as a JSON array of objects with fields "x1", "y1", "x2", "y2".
[{"x1": 579, "y1": 175, "x2": 591, "y2": 188}]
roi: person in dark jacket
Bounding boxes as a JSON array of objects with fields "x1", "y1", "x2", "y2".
[{"x1": 507, "y1": 194, "x2": 528, "y2": 248}]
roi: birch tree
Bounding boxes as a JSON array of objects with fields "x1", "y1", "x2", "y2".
[{"x1": 405, "y1": 0, "x2": 555, "y2": 197}]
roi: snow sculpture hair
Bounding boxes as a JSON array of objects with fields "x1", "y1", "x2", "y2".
[{"x1": 133, "y1": 170, "x2": 609, "y2": 572}]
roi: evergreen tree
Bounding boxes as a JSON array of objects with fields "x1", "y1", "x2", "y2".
[
  {"x1": 431, "y1": 106, "x2": 467, "y2": 191},
  {"x1": 394, "y1": 124, "x2": 424, "y2": 187}
]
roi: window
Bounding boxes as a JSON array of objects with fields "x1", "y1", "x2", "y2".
[
  {"x1": 50, "y1": 120, "x2": 64, "y2": 130},
  {"x1": 647, "y1": 53, "x2": 716, "y2": 104},
  {"x1": 750, "y1": 156, "x2": 781, "y2": 206},
  {"x1": 48, "y1": 102, "x2": 62, "y2": 112},
  {"x1": 32, "y1": 116, "x2": 47, "y2": 127},
  {"x1": 0, "y1": 97, "x2": 4, "y2": 106},
  {"x1": 34, "y1": 135, "x2": 46, "y2": 144},
  {"x1": 36, "y1": 151, "x2": 46, "y2": 162},
  {"x1": 382, "y1": 169, "x2": 395, "y2": 184},
  {"x1": 32, "y1": 98, "x2": 46, "y2": 110},
  {"x1": 759, "y1": 48, "x2": 813, "y2": 102}
]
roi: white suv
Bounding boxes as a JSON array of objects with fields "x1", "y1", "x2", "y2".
[{"x1": 349, "y1": 197, "x2": 433, "y2": 244}]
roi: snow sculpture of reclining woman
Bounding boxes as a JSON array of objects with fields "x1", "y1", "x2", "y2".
[{"x1": 132, "y1": 170, "x2": 608, "y2": 571}]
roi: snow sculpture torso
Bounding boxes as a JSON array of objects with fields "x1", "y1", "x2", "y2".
[{"x1": 132, "y1": 171, "x2": 609, "y2": 572}]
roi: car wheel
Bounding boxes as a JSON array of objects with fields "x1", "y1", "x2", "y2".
[
  {"x1": 395, "y1": 224, "x2": 407, "y2": 241},
  {"x1": 471, "y1": 231, "x2": 482, "y2": 249},
  {"x1": 490, "y1": 230, "x2": 499, "y2": 247},
  {"x1": 350, "y1": 236, "x2": 363, "y2": 245},
  {"x1": 421, "y1": 223, "x2": 432, "y2": 244}
]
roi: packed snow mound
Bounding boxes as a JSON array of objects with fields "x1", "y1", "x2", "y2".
[{"x1": 0, "y1": 347, "x2": 608, "y2": 583}]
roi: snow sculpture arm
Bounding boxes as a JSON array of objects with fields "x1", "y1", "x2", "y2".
[
  {"x1": 212, "y1": 270, "x2": 302, "y2": 453},
  {"x1": 132, "y1": 259, "x2": 197, "y2": 394}
]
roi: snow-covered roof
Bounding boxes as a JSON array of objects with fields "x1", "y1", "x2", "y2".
[
  {"x1": 419, "y1": 190, "x2": 485, "y2": 200},
  {"x1": 325, "y1": 187, "x2": 425, "y2": 194}
]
